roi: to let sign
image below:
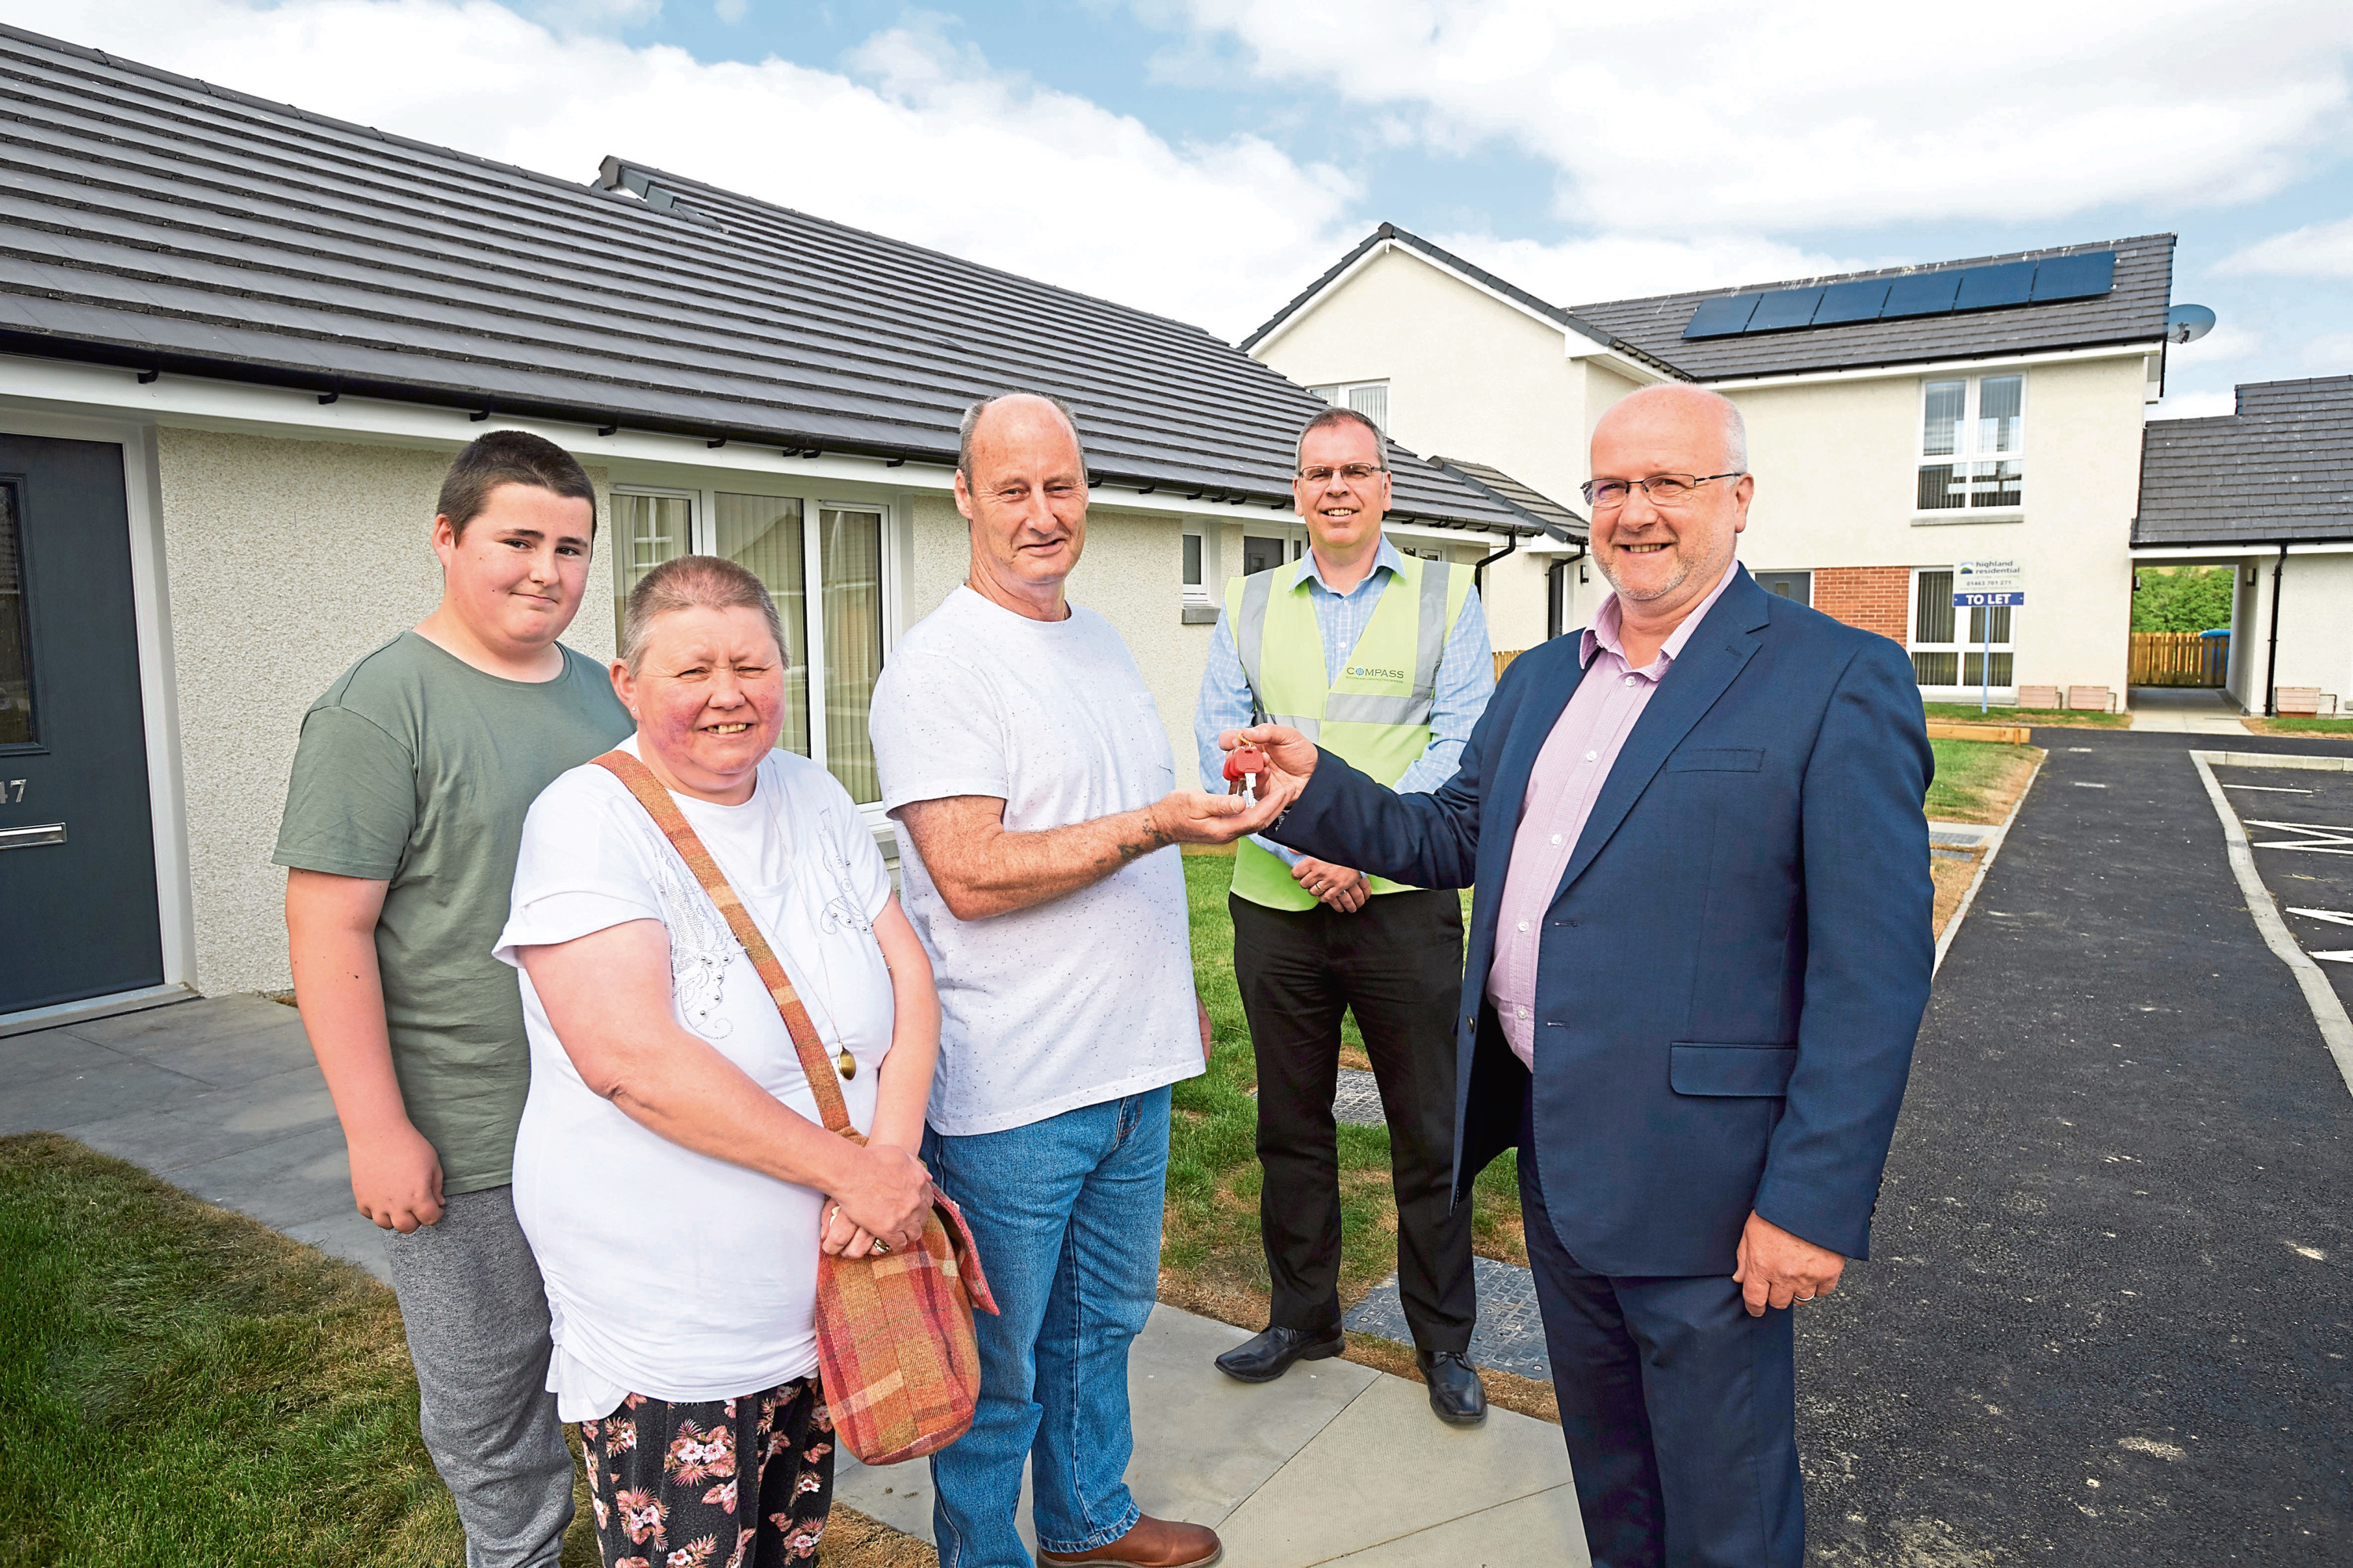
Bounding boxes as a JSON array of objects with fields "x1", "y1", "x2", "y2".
[{"x1": 1953, "y1": 558, "x2": 2025, "y2": 608}]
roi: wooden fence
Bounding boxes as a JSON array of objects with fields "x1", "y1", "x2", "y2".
[
  {"x1": 1494, "y1": 649, "x2": 1525, "y2": 681},
  {"x1": 2129, "y1": 631, "x2": 2228, "y2": 688}
]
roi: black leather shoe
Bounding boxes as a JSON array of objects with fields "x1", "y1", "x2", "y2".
[
  {"x1": 1214, "y1": 1326, "x2": 1344, "y2": 1384},
  {"x1": 1419, "y1": 1350, "x2": 1487, "y2": 1426}
]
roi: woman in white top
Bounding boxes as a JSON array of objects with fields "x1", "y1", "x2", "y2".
[{"x1": 496, "y1": 554, "x2": 937, "y2": 1568}]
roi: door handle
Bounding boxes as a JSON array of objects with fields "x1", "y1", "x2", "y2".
[{"x1": 0, "y1": 823, "x2": 65, "y2": 849}]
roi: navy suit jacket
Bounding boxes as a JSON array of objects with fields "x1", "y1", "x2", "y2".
[{"x1": 1269, "y1": 566, "x2": 1934, "y2": 1276}]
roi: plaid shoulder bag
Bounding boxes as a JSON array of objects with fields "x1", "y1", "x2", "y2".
[{"x1": 594, "y1": 750, "x2": 999, "y2": 1466}]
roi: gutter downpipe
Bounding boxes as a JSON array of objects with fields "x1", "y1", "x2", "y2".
[
  {"x1": 2264, "y1": 542, "x2": 2287, "y2": 718},
  {"x1": 1471, "y1": 529, "x2": 1518, "y2": 595}
]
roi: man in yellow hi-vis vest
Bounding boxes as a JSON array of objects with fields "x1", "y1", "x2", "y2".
[{"x1": 1192, "y1": 406, "x2": 1497, "y2": 1425}]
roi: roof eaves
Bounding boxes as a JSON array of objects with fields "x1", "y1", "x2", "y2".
[{"x1": 1427, "y1": 456, "x2": 1586, "y2": 543}]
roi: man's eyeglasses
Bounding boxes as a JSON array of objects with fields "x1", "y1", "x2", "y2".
[
  {"x1": 1580, "y1": 471, "x2": 1745, "y2": 509},
  {"x1": 1297, "y1": 464, "x2": 1387, "y2": 486}
]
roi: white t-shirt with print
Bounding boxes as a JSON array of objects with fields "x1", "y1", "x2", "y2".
[
  {"x1": 495, "y1": 737, "x2": 893, "y2": 1419},
  {"x1": 869, "y1": 584, "x2": 1202, "y2": 1137}
]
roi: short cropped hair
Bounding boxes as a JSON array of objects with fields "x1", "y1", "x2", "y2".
[
  {"x1": 1293, "y1": 406, "x2": 1387, "y2": 473},
  {"x1": 620, "y1": 555, "x2": 787, "y2": 676},
  {"x1": 956, "y1": 393, "x2": 1089, "y2": 485},
  {"x1": 436, "y1": 430, "x2": 597, "y2": 540}
]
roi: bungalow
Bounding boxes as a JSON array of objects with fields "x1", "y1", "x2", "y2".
[
  {"x1": 0, "y1": 25, "x2": 1566, "y2": 1030},
  {"x1": 2134, "y1": 376, "x2": 2353, "y2": 715},
  {"x1": 1246, "y1": 224, "x2": 2194, "y2": 708}
]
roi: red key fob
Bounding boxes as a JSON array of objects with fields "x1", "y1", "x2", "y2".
[{"x1": 1224, "y1": 747, "x2": 1267, "y2": 800}]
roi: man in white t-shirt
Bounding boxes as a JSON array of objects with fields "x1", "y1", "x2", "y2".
[{"x1": 871, "y1": 394, "x2": 1284, "y2": 1568}]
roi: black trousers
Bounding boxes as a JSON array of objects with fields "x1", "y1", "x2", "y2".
[
  {"x1": 1518, "y1": 1093, "x2": 1802, "y2": 1568},
  {"x1": 1231, "y1": 887, "x2": 1475, "y2": 1354}
]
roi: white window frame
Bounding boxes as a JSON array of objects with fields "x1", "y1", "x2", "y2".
[
  {"x1": 1907, "y1": 566, "x2": 2014, "y2": 693},
  {"x1": 609, "y1": 482, "x2": 898, "y2": 825},
  {"x1": 1915, "y1": 373, "x2": 2025, "y2": 518},
  {"x1": 1181, "y1": 529, "x2": 1212, "y2": 604},
  {"x1": 1307, "y1": 380, "x2": 1391, "y2": 434}
]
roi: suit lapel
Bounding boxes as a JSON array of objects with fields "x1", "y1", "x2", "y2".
[{"x1": 1552, "y1": 570, "x2": 1769, "y2": 900}]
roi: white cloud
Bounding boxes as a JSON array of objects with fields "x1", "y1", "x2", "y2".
[
  {"x1": 2219, "y1": 215, "x2": 2353, "y2": 278},
  {"x1": 1169, "y1": 0, "x2": 2353, "y2": 235},
  {"x1": 2162, "y1": 321, "x2": 2264, "y2": 370},
  {"x1": 714, "y1": 0, "x2": 746, "y2": 21},
  {"x1": 2148, "y1": 389, "x2": 2238, "y2": 419},
  {"x1": 1426, "y1": 231, "x2": 1866, "y2": 309},
  {"x1": 26, "y1": 0, "x2": 1361, "y2": 338},
  {"x1": 2305, "y1": 333, "x2": 2353, "y2": 372}
]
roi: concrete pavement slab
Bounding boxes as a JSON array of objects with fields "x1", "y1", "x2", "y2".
[
  {"x1": 65, "y1": 1064, "x2": 337, "y2": 1173},
  {"x1": 68, "y1": 994, "x2": 315, "y2": 1088},
  {"x1": 1, "y1": 1045, "x2": 205, "y2": 1135},
  {"x1": 1316, "y1": 1483, "x2": 1588, "y2": 1567},
  {"x1": 282, "y1": 1207, "x2": 394, "y2": 1284},
  {"x1": 169, "y1": 1122, "x2": 355, "y2": 1231},
  {"x1": 1214, "y1": 1374, "x2": 1574, "y2": 1566},
  {"x1": 833, "y1": 1303, "x2": 1382, "y2": 1551}
]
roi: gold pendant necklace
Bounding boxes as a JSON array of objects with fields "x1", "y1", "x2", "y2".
[{"x1": 837, "y1": 1048, "x2": 856, "y2": 1080}]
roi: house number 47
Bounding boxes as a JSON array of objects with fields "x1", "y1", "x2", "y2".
[{"x1": 4, "y1": 780, "x2": 23, "y2": 803}]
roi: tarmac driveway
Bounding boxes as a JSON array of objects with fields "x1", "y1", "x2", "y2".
[{"x1": 1795, "y1": 729, "x2": 2352, "y2": 1564}]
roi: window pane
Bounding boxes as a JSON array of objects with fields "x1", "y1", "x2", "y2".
[
  {"x1": 0, "y1": 482, "x2": 32, "y2": 745},
  {"x1": 1962, "y1": 651, "x2": 2015, "y2": 686},
  {"x1": 1978, "y1": 375, "x2": 2023, "y2": 454},
  {"x1": 820, "y1": 507, "x2": 885, "y2": 804},
  {"x1": 1915, "y1": 571, "x2": 1955, "y2": 644},
  {"x1": 1754, "y1": 571, "x2": 1812, "y2": 606},
  {"x1": 612, "y1": 493, "x2": 692, "y2": 649},
  {"x1": 1182, "y1": 533, "x2": 1203, "y2": 588},
  {"x1": 1347, "y1": 384, "x2": 1388, "y2": 431},
  {"x1": 1916, "y1": 464, "x2": 1965, "y2": 511},
  {"x1": 1966, "y1": 604, "x2": 2013, "y2": 643},
  {"x1": 1309, "y1": 385, "x2": 1340, "y2": 404},
  {"x1": 1969, "y1": 460, "x2": 2022, "y2": 508},
  {"x1": 1922, "y1": 380, "x2": 1965, "y2": 457},
  {"x1": 1911, "y1": 651, "x2": 1959, "y2": 686},
  {"x1": 716, "y1": 493, "x2": 810, "y2": 759}
]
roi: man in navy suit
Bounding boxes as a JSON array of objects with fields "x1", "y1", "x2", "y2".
[{"x1": 1223, "y1": 384, "x2": 1933, "y2": 1566}]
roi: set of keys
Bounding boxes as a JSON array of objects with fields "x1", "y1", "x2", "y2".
[{"x1": 1223, "y1": 744, "x2": 1269, "y2": 805}]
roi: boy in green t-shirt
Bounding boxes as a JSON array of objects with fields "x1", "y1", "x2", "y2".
[{"x1": 277, "y1": 431, "x2": 631, "y2": 1568}]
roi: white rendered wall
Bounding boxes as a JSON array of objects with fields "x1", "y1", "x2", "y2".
[
  {"x1": 2270, "y1": 553, "x2": 2353, "y2": 710},
  {"x1": 1724, "y1": 354, "x2": 2144, "y2": 694}
]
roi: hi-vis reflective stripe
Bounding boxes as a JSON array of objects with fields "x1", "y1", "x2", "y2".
[{"x1": 1235, "y1": 558, "x2": 1450, "y2": 726}]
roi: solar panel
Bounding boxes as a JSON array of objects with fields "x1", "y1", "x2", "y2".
[
  {"x1": 1955, "y1": 260, "x2": 2036, "y2": 311},
  {"x1": 1881, "y1": 270, "x2": 1962, "y2": 318},
  {"x1": 1747, "y1": 287, "x2": 1824, "y2": 332},
  {"x1": 2029, "y1": 250, "x2": 2116, "y2": 302},
  {"x1": 1813, "y1": 278, "x2": 1891, "y2": 325},
  {"x1": 1683, "y1": 293, "x2": 1762, "y2": 338}
]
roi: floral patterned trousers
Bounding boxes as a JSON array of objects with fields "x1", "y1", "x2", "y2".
[{"x1": 578, "y1": 1376, "x2": 834, "y2": 1568}]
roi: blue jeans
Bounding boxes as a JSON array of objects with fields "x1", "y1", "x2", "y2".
[{"x1": 922, "y1": 1087, "x2": 1171, "y2": 1568}]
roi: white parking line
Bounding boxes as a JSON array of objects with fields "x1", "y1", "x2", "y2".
[
  {"x1": 2243, "y1": 820, "x2": 2353, "y2": 853},
  {"x1": 2191, "y1": 751, "x2": 2353, "y2": 1098},
  {"x1": 2226, "y1": 784, "x2": 2315, "y2": 793}
]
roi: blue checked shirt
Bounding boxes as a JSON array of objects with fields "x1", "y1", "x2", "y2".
[{"x1": 1193, "y1": 537, "x2": 1495, "y2": 868}]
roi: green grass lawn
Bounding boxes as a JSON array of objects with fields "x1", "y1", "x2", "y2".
[
  {"x1": 1926, "y1": 737, "x2": 2042, "y2": 824},
  {"x1": 0, "y1": 1132, "x2": 526, "y2": 1568},
  {"x1": 2244, "y1": 715, "x2": 2353, "y2": 737},
  {"x1": 1162, "y1": 857, "x2": 1523, "y2": 1329},
  {"x1": 1923, "y1": 701, "x2": 2129, "y2": 730}
]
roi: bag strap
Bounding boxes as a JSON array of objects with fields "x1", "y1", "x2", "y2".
[{"x1": 592, "y1": 749, "x2": 856, "y2": 1139}]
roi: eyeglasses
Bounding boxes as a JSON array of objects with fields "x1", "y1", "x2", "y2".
[
  {"x1": 1580, "y1": 471, "x2": 1744, "y2": 509},
  {"x1": 1297, "y1": 464, "x2": 1387, "y2": 486}
]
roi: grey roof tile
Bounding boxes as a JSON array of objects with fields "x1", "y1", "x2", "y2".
[
  {"x1": 0, "y1": 25, "x2": 1529, "y2": 533},
  {"x1": 1428, "y1": 457, "x2": 1587, "y2": 542},
  {"x1": 1243, "y1": 223, "x2": 2176, "y2": 384},
  {"x1": 2133, "y1": 376, "x2": 2353, "y2": 547}
]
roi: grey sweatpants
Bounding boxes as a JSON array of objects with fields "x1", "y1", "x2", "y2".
[{"x1": 383, "y1": 1184, "x2": 574, "y2": 1568}]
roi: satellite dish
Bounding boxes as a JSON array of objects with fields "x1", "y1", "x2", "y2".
[{"x1": 2167, "y1": 304, "x2": 2216, "y2": 345}]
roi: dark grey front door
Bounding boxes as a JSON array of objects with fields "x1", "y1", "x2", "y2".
[{"x1": 0, "y1": 434, "x2": 163, "y2": 1013}]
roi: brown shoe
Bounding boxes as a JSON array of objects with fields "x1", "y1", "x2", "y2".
[{"x1": 1035, "y1": 1513, "x2": 1223, "y2": 1567}]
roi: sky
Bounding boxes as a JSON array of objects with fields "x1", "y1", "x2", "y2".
[{"x1": 16, "y1": 0, "x2": 2353, "y2": 420}]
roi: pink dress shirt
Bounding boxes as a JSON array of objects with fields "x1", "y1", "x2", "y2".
[{"x1": 1484, "y1": 566, "x2": 1740, "y2": 1068}]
